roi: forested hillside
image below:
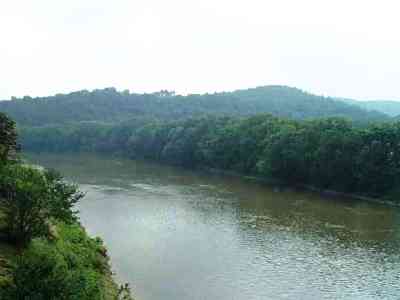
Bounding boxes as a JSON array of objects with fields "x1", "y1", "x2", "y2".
[
  {"x1": 0, "y1": 86, "x2": 388, "y2": 126},
  {"x1": 338, "y1": 98, "x2": 400, "y2": 117},
  {"x1": 2, "y1": 86, "x2": 398, "y2": 201}
]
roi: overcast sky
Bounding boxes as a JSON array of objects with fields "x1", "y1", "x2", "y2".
[{"x1": 1, "y1": 0, "x2": 399, "y2": 100}]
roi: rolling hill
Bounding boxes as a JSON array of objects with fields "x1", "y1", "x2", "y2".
[
  {"x1": 338, "y1": 98, "x2": 400, "y2": 117},
  {"x1": 0, "y1": 86, "x2": 389, "y2": 126}
]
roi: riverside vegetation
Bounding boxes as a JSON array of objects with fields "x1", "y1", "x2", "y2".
[
  {"x1": 1, "y1": 86, "x2": 399, "y2": 200},
  {"x1": 0, "y1": 112, "x2": 132, "y2": 299},
  {"x1": 21, "y1": 114, "x2": 400, "y2": 202}
]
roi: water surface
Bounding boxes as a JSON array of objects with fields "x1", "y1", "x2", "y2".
[{"x1": 28, "y1": 153, "x2": 400, "y2": 300}]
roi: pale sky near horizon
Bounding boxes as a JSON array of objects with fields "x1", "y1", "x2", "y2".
[{"x1": 1, "y1": 0, "x2": 399, "y2": 101}]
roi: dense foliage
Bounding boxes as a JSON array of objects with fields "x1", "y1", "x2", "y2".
[
  {"x1": 21, "y1": 115, "x2": 400, "y2": 201},
  {"x1": 0, "y1": 113, "x2": 130, "y2": 300},
  {"x1": 2, "y1": 223, "x2": 113, "y2": 300},
  {"x1": 0, "y1": 165, "x2": 83, "y2": 246},
  {"x1": 0, "y1": 86, "x2": 388, "y2": 126},
  {"x1": 0, "y1": 113, "x2": 18, "y2": 163}
]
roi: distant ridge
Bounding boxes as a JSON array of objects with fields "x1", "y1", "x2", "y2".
[
  {"x1": 0, "y1": 86, "x2": 389, "y2": 126},
  {"x1": 337, "y1": 98, "x2": 400, "y2": 117}
]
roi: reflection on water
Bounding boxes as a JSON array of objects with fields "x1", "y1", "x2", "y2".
[{"x1": 27, "y1": 153, "x2": 400, "y2": 300}]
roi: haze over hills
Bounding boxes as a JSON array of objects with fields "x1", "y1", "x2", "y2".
[
  {"x1": 337, "y1": 98, "x2": 400, "y2": 118},
  {"x1": 0, "y1": 86, "x2": 389, "y2": 126}
]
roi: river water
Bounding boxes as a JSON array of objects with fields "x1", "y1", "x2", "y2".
[{"x1": 27, "y1": 153, "x2": 400, "y2": 300}]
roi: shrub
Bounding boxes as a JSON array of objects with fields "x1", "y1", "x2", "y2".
[
  {"x1": 3, "y1": 239, "x2": 71, "y2": 300},
  {"x1": 2, "y1": 225, "x2": 107, "y2": 300},
  {"x1": 0, "y1": 165, "x2": 83, "y2": 246}
]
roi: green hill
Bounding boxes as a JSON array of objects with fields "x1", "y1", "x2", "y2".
[
  {"x1": 0, "y1": 86, "x2": 388, "y2": 126},
  {"x1": 337, "y1": 98, "x2": 400, "y2": 117}
]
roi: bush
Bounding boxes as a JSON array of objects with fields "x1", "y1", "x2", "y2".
[
  {"x1": 0, "y1": 165, "x2": 83, "y2": 246},
  {"x1": 3, "y1": 239, "x2": 71, "y2": 300},
  {"x1": 2, "y1": 223, "x2": 108, "y2": 300}
]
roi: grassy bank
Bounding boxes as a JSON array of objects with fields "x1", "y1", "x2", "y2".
[{"x1": 0, "y1": 217, "x2": 131, "y2": 300}]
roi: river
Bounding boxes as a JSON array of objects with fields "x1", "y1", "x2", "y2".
[{"x1": 27, "y1": 153, "x2": 400, "y2": 300}]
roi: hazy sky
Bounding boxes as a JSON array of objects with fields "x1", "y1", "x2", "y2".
[{"x1": 1, "y1": 0, "x2": 399, "y2": 100}]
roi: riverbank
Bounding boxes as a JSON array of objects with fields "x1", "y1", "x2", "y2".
[
  {"x1": 25, "y1": 150, "x2": 399, "y2": 208},
  {"x1": 20, "y1": 114, "x2": 400, "y2": 204},
  {"x1": 200, "y1": 166, "x2": 400, "y2": 207},
  {"x1": 0, "y1": 217, "x2": 131, "y2": 299}
]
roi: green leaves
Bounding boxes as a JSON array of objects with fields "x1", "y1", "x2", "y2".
[
  {"x1": 3, "y1": 225, "x2": 107, "y2": 300},
  {"x1": 12, "y1": 111, "x2": 400, "y2": 201},
  {"x1": 5, "y1": 239, "x2": 71, "y2": 300},
  {"x1": 43, "y1": 169, "x2": 83, "y2": 224},
  {"x1": 0, "y1": 113, "x2": 18, "y2": 164},
  {"x1": 0, "y1": 113, "x2": 126, "y2": 299},
  {"x1": 0, "y1": 165, "x2": 81, "y2": 246}
]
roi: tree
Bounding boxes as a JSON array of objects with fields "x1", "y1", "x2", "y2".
[
  {"x1": 3, "y1": 231, "x2": 105, "y2": 300},
  {"x1": 0, "y1": 113, "x2": 18, "y2": 164},
  {"x1": 0, "y1": 165, "x2": 83, "y2": 246},
  {"x1": 258, "y1": 124, "x2": 308, "y2": 183},
  {"x1": 4, "y1": 239, "x2": 72, "y2": 299}
]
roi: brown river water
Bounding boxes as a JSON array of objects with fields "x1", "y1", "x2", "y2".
[{"x1": 27, "y1": 153, "x2": 400, "y2": 300}]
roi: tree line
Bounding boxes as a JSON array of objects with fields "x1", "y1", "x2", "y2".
[{"x1": 20, "y1": 114, "x2": 400, "y2": 201}]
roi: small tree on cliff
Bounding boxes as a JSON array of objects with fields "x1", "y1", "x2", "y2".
[{"x1": 0, "y1": 165, "x2": 83, "y2": 246}]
